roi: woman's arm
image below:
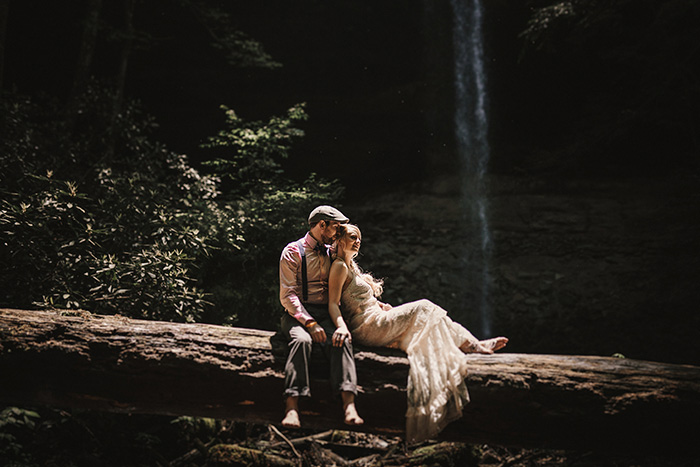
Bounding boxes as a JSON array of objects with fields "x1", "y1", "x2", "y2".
[{"x1": 328, "y1": 260, "x2": 351, "y2": 347}]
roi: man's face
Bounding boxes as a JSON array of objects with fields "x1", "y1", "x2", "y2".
[{"x1": 320, "y1": 221, "x2": 340, "y2": 244}]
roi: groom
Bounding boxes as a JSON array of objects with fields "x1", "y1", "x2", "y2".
[{"x1": 278, "y1": 205, "x2": 363, "y2": 428}]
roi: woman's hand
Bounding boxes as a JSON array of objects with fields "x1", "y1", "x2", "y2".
[
  {"x1": 332, "y1": 325, "x2": 352, "y2": 347},
  {"x1": 329, "y1": 259, "x2": 352, "y2": 348}
]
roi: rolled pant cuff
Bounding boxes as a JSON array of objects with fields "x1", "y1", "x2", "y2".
[
  {"x1": 338, "y1": 382, "x2": 358, "y2": 395},
  {"x1": 284, "y1": 388, "x2": 311, "y2": 399}
]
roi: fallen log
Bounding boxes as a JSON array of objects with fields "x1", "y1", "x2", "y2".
[{"x1": 1, "y1": 308, "x2": 698, "y2": 454}]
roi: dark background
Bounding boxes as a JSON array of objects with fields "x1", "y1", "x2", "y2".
[
  {"x1": 8, "y1": 1, "x2": 695, "y2": 187},
  {"x1": 5, "y1": 0, "x2": 531, "y2": 190}
]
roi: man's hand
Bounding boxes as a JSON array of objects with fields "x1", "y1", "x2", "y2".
[
  {"x1": 332, "y1": 325, "x2": 352, "y2": 347},
  {"x1": 308, "y1": 323, "x2": 327, "y2": 344}
]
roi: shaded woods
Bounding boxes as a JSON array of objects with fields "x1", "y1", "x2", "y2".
[{"x1": 1, "y1": 0, "x2": 700, "y2": 465}]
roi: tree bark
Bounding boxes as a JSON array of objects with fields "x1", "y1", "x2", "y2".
[
  {"x1": 106, "y1": 0, "x2": 135, "y2": 158},
  {"x1": 1, "y1": 308, "x2": 698, "y2": 454},
  {"x1": 65, "y1": 0, "x2": 102, "y2": 130}
]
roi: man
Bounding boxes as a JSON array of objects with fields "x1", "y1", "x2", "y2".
[{"x1": 279, "y1": 205, "x2": 363, "y2": 428}]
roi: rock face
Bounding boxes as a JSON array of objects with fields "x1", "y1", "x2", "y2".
[{"x1": 346, "y1": 173, "x2": 700, "y2": 366}]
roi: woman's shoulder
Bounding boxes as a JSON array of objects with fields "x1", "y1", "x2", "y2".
[
  {"x1": 332, "y1": 258, "x2": 355, "y2": 278},
  {"x1": 331, "y1": 258, "x2": 349, "y2": 270}
]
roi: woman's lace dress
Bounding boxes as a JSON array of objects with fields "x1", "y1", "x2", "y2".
[{"x1": 340, "y1": 264, "x2": 477, "y2": 443}]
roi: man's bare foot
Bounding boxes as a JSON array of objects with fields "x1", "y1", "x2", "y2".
[
  {"x1": 281, "y1": 396, "x2": 301, "y2": 428},
  {"x1": 343, "y1": 401, "x2": 364, "y2": 426},
  {"x1": 341, "y1": 392, "x2": 364, "y2": 426},
  {"x1": 281, "y1": 408, "x2": 301, "y2": 428}
]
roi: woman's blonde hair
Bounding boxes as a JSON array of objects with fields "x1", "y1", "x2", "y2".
[{"x1": 334, "y1": 224, "x2": 384, "y2": 297}]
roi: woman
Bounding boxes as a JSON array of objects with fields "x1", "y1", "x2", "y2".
[{"x1": 328, "y1": 224, "x2": 507, "y2": 443}]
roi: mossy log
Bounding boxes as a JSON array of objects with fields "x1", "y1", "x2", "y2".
[{"x1": 1, "y1": 308, "x2": 699, "y2": 453}]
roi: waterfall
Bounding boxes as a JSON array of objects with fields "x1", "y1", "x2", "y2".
[{"x1": 451, "y1": 0, "x2": 492, "y2": 337}]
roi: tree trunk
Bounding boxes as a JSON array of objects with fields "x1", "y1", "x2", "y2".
[
  {"x1": 1, "y1": 308, "x2": 698, "y2": 454},
  {"x1": 106, "y1": 0, "x2": 135, "y2": 158},
  {"x1": 65, "y1": 0, "x2": 102, "y2": 130}
]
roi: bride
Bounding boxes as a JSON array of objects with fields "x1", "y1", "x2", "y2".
[{"x1": 327, "y1": 223, "x2": 508, "y2": 443}]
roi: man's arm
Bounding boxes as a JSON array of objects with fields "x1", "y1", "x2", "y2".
[{"x1": 279, "y1": 243, "x2": 315, "y2": 325}]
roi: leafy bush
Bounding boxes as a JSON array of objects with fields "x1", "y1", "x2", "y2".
[
  {"x1": 1, "y1": 92, "x2": 216, "y2": 321},
  {"x1": 0, "y1": 407, "x2": 41, "y2": 465},
  {"x1": 199, "y1": 104, "x2": 343, "y2": 328},
  {"x1": 1, "y1": 88, "x2": 341, "y2": 327}
]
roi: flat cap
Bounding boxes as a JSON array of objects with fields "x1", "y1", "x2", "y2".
[{"x1": 308, "y1": 205, "x2": 349, "y2": 225}]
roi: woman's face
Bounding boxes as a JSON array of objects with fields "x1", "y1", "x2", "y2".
[{"x1": 341, "y1": 227, "x2": 362, "y2": 254}]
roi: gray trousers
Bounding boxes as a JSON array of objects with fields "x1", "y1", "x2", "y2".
[{"x1": 281, "y1": 304, "x2": 357, "y2": 398}]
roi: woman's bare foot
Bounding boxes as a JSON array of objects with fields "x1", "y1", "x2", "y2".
[
  {"x1": 460, "y1": 337, "x2": 508, "y2": 354},
  {"x1": 460, "y1": 340, "x2": 478, "y2": 353},
  {"x1": 281, "y1": 396, "x2": 301, "y2": 428},
  {"x1": 343, "y1": 401, "x2": 364, "y2": 426},
  {"x1": 478, "y1": 337, "x2": 508, "y2": 353}
]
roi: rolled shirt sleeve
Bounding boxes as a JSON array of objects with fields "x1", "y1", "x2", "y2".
[{"x1": 279, "y1": 238, "x2": 315, "y2": 325}]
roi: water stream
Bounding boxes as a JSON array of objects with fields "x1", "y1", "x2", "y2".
[{"x1": 451, "y1": 0, "x2": 492, "y2": 337}]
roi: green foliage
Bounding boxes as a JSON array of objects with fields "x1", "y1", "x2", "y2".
[
  {"x1": 170, "y1": 415, "x2": 220, "y2": 446},
  {"x1": 1, "y1": 87, "x2": 341, "y2": 327},
  {"x1": 183, "y1": 0, "x2": 282, "y2": 69},
  {"x1": 518, "y1": 1, "x2": 578, "y2": 56},
  {"x1": 1, "y1": 173, "x2": 96, "y2": 311},
  {"x1": 407, "y1": 441, "x2": 480, "y2": 467},
  {"x1": 0, "y1": 407, "x2": 41, "y2": 465},
  {"x1": 0, "y1": 408, "x2": 224, "y2": 466},
  {"x1": 0, "y1": 89, "x2": 218, "y2": 322},
  {"x1": 203, "y1": 103, "x2": 308, "y2": 192},
  {"x1": 199, "y1": 104, "x2": 343, "y2": 327}
]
